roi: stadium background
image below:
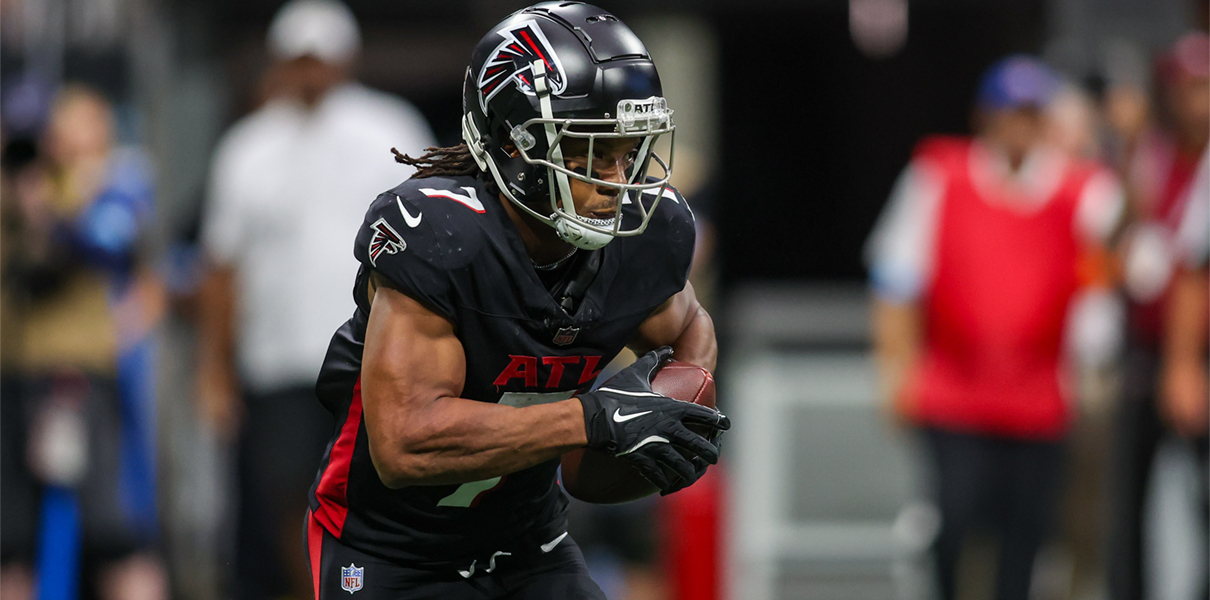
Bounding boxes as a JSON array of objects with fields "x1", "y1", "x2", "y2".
[{"x1": 1, "y1": 0, "x2": 1205, "y2": 598}]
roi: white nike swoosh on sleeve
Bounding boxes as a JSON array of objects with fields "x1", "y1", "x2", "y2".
[{"x1": 396, "y1": 195, "x2": 423, "y2": 228}]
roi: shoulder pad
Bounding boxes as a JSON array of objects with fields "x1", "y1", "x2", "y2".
[
  {"x1": 354, "y1": 182, "x2": 477, "y2": 322},
  {"x1": 391, "y1": 175, "x2": 492, "y2": 213},
  {"x1": 636, "y1": 183, "x2": 695, "y2": 238},
  {"x1": 384, "y1": 176, "x2": 497, "y2": 267},
  {"x1": 619, "y1": 182, "x2": 696, "y2": 299}
]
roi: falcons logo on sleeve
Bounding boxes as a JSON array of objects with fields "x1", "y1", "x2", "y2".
[
  {"x1": 368, "y1": 218, "x2": 406, "y2": 266},
  {"x1": 477, "y1": 19, "x2": 567, "y2": 114}
]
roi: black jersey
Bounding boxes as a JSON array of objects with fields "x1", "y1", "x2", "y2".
[{"x1": 307, "y1": 174, "x2": 695, "y2": 570}]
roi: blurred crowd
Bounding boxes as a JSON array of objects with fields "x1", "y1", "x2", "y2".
[
  {"x1": 2, "y1": 82, "x2": 167, "y2": 600},
  {"x1": 0, "y1": 1, "x2": 1206, "y2": 600},
  {"x1": 868, "y1": 32, "x2": 1208, "y2": 600}
]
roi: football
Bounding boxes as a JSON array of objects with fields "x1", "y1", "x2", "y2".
[{"x1": 561, "y1": 360, "x2": 716, "y2": 504}]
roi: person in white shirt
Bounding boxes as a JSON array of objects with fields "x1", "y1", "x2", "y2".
[{"x1": 197, "y1": 2, "x2": 434, "y2": 598}]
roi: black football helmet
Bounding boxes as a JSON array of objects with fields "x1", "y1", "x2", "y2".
[{"x1": 461, "y1": 2, "x2": 675, "y2": 249}]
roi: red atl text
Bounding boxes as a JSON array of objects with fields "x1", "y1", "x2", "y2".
[{"x1": 492, "y1": 355, "x2": 604, "y2": 389}]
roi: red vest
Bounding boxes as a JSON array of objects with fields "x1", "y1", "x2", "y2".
[
  {"x1": 1128, "y1": 138, "x2": 1199, "y2": 347},
  {"x1": 906, "y1": 137, "x2": 1096, "y2": 439}
]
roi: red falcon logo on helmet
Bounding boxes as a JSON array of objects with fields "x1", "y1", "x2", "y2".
[
  {"x1": 368, "y1": 217, "x2": 406, "y2": 266},
  {"x1": 477, "y1": 19, "x2": 567, "y2": 114}
]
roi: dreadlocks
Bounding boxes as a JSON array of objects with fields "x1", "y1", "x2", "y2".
[{"x1": 392, "y1": 145, "x2": 480, "y2": 179}]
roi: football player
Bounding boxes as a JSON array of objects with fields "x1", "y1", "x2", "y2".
[{"x1": 303, "y1": 3, "x2": 729, "y2": 598}]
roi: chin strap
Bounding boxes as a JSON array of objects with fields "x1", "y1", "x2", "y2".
[{"x1": 461, "y1": 113, "x2": 492, "y2": 174}]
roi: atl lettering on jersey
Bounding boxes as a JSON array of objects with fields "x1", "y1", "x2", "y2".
[{"x1": 492, "y1": 355, "x2": 604, "y2": 388}]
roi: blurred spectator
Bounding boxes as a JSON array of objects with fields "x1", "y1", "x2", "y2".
[
  {"x1": 1040, "y1": 78, "x2": 1126, "y2": 600},
  {"x1": 1047, "y1": 82, "x2": 1102, "y2": 162},
  {"x1": 866, "y1": 56, "x2": 1124, "y2": 600},
  {"x1": 1161, "y1": 149, "x2": 1208, "y2": 441},
  {"x1": 0, "y1": 85, "x2": 167, "y2": 600},
  {"x1": 1154, "y1": 147, "x2": 1208, "y2": 600},
  {"x1": 196, "y1": 1, "x2": 434, "y2": 599},
  {"x1": 1108, "y1": 31, "x2": 1209, "y2": 600},
  {"x1": 1101, "y1": 71, "x2": 1153, "y2": 175}
]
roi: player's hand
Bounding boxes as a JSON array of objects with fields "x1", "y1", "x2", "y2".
[
  {"x1": 576, "y1": 347, "x2": 730, "y2": 491},
  {"x1": 659, "y1": 454, "x2": 710, "y2": 496}
]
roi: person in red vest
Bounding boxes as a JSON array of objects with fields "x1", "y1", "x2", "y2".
[{"x1": 866, "y1": 56, "x2": 1124, "y2": 600}]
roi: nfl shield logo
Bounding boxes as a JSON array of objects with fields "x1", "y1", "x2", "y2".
[
  {"x1": 340, "y1": 563, "x2": 363, "y2": 594},
  {"x1": 552, "y1": 326, "x2": 579, "y2": 346}
]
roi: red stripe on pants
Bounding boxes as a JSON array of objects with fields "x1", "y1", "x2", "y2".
[
  {"x1": 307, "y1": 510, "x2": 324, "y2": 600},
  {"x1": 314, "y1": 378, "x2": 364, "y2": 537}
]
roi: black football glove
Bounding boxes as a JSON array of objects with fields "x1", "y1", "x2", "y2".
[
  {"x1": 660, "y1": 421, "x2": 727, "y2": 496},
  {"x1": 577, "y1": 347, "x2": 731, "y2": 492},
  {"x1": 659, "y1": 456, "x2": 710, "y2": 496}
]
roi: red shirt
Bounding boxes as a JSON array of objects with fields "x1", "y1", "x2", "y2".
[{"x1": 904, "y1": 137, "x2": 1099, "y2": 439}]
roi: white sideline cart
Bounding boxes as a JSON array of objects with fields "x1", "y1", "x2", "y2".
[{"x1": 722, "y1": 285, "x2": 937, "y2": 600}]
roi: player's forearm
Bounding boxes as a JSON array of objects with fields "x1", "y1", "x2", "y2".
[
  {"x1": 367, "y1": 395, "x2": 587, "y2": 488},
  {"x1": 362, "y1": 283, "x2": 591, "y2": 487}
]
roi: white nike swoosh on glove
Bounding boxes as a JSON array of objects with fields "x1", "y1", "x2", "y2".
[
  {"x1": 397, "y1": 195, "x2": 423, "y2": 228},
  {"x1": 619, "y1": 435, "x2": 670, "y2": 455},
  {"x1": 612, "y1": 408, "x2": 652, "y2": 423}
]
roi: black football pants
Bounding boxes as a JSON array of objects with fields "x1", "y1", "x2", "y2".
[
  {"x1": 238, "y1": 385, "x2": 333, "y2": 600},
  {"x1": 923, "y1": 427, "x2": 1066, "y2": 600},
  {"x1": 304, "y1": 511, "x2": 606, "y2": 600}
]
